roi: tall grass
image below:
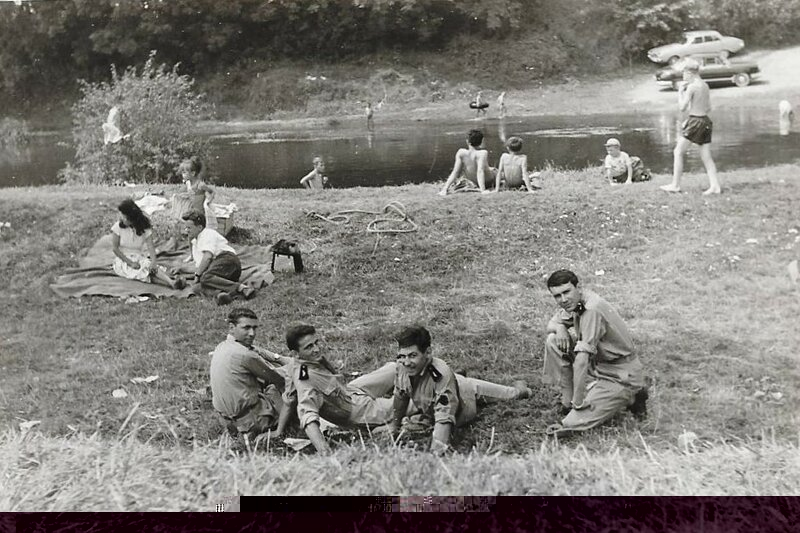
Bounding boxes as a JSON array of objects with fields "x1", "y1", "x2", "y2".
[{"x1": 2, "y1": 424, "x2": 798, "y2": 511}]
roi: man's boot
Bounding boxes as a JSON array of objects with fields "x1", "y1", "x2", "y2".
[{"x1": 628, "y1": 387, "x2": 649, "y2": 420}]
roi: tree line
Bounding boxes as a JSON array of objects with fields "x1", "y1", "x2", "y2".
[{"x1": 1, "y1": 0, "x2": 798, "y2": 108}]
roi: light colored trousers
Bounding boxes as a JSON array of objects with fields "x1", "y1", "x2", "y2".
[
  {"x1": 349, "y1": 362, "x2": 524, "y2": 426},
  {"x1": 543, "y1": 333, "x2": 643, "y2": 432}
]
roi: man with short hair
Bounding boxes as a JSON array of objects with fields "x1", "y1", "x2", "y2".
[
  {"x1": 209, "y1": 308, "x2": 291, "y2": 441},
  {"x1": 660, "y1": 58, "x2": 721, "y2": 195},
  {"x1": 542, "y1": 270, "x2": 648, "y2": 437},
  {"x1": 387, "y1": 324, "x2": 532, "y2": 455},
  {"x1": 439, "y1": 129, "x2": 496, "y2": 195},
  {"x1": 180, "y1": 211, "x2": 257, "y2": 305},
  {"x1": 281, "y1": 323, "x2": 401, "y2": 455},
  {"x1": 281, "y1": 323, "x2": 531, "y2": 455}
]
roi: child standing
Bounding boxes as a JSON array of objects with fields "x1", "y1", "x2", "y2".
[
  {"x1": 178, "y1": 156, "x2": 217, "y2": 230},
  {"x1": 494, "y1": 136, "x2": 537, "y2": 193},
  {"x1": 300, "y1": 156, "x2": 329, "y2": 190},
  {"x1": 603, "y1": 138, "x2": 650, "y2": 184}
]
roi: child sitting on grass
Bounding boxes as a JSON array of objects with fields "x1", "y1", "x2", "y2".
[
  {"x1": 300, "y1": 156, "x2": 329, "y2": 190},
  {"x1": 603, "y1": 138, "x2": 651, "y2": 184},
  {"x1": 494, "y1": 136, "x2": 538, "y2": 193}
]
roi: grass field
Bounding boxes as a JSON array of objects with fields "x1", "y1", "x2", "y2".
[{"x1": 1, "y1": 164, "x2": 799, "y2": 509}]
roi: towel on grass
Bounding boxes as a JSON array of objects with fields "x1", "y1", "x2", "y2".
[{"x1": 50, "y1": 234, "x2": 274, "y2": 299}]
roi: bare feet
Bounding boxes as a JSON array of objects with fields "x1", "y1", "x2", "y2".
[
  {"x1": 702, "y1": 187, "x2": 721, "y2": 195},
  {"x1": 660, "y1": 184, "x2": 681, "y2": 193}
]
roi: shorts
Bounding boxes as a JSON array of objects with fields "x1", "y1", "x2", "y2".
[{"x1": 682, "y1": 115, "x2": 713, "y2": 145}]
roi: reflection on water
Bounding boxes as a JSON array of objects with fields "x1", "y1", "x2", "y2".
[{"x1": 2, "y1": 107, "x2": 799, "y2": 189}]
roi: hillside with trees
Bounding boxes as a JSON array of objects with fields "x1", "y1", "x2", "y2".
[{"x1": 2, "y1": 0, "x2": 798, "y2": 120}]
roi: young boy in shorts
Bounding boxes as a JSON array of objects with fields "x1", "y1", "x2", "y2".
[{"x1": 660, "y1": 58, "x2": 721, "y2": 195}]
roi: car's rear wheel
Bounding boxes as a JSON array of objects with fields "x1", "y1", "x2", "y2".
[
  {"x1": 732, "y1": 73, "x2": 751, "y2": 87},
  {"x1": 668, "y1": 55, "x2": 681, "y2": 65}
]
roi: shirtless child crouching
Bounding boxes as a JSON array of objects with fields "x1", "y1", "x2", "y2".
[{"x1": 438, "y1": 129, "x2": 497, "y2": 196}]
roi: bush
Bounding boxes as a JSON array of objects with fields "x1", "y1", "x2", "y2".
[{"x1": 59, "y1": 51, "x2": 213, "y2": 185}]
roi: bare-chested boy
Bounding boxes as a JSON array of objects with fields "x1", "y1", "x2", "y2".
[
  {"x1": 438, "y1": 129, "x2": 496, "y2": 196},
  {"x1": 660, "y1": 58, "x2": 721, "y2": 195},
  {"x1": 494, "y1": 136, "x2": 536, "y2": 193}
]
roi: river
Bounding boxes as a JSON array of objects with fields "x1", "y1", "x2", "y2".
[{"x1": 1, "y1": 105, "x2": 798, "y2": 189}]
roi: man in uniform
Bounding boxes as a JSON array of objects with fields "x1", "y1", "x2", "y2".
[
  {"x1": 281, "y1": 323, "x2": 532, "y2": 455},
  {"x1": 542, "y1": 269, "x2": 648, "y2": 437},
  {"x1": 209, "y1": 308, "x2": 292, "y2": 442},
  {"x1": 281, "y1": 324, "x2": 399, "y2": 455},
  {"x1": 386, "y1": 324, "x2": 531, "y2": 455}
]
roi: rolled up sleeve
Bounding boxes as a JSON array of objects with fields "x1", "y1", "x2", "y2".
[
  {"x1": 574, "y1": 309, "x2": 606, "y2": 356},
  {"x1": 296, "y1": 382, "x2": 324, "y2": 428}
]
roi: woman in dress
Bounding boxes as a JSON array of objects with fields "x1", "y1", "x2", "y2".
[{"x1": 111, "y1": 199, "x2": 184, "y2": 289}]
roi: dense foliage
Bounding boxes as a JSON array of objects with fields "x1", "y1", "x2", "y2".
[
  {"x1": 0, "y1": 0, "x2": 527, "y2": 100},
  {"x1": 0, "y1": 0, "x2": 797, "y2": 114},
  {"x1": 59, "y1": 52, "x2": 211, "y2": 185}
]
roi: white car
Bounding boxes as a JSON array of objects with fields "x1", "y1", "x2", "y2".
[{"x1": 647, "y1": 30, "x2": 745, "y2": 65}]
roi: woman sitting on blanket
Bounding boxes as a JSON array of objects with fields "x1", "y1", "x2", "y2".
[{"x1": 110, "y1": 199, "x2": 185, "y2": 290}]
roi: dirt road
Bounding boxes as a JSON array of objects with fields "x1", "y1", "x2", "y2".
[
  {"x1": 627, "y1": 46, "x2": 800, "y2": 109},
  {"x1": 203, "y1": 46, "x2": 800, "y2": 135}
]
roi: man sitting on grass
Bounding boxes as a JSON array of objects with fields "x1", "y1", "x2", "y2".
[
  {"x1": 439, "y1": 129, "x2": 496, "y2": 195},
  {"x1": 179, "y1": 211, "x2": 258, "y2": 305},
  {"x1": 385, "y1": 324, "x2": 532, "y2": 455},
  {"x1": 542, "y1": 269, "x2": 648, "y2": 437},
  {"x1": 210, "y1": 308, "x2": 293, "y2": 444}
]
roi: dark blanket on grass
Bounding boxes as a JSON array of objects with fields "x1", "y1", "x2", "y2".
[{"x1": 50, "y1": 235, "x2": 275, "y2": 299}]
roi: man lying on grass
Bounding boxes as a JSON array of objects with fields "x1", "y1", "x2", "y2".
[
  {"x1": 386, "y1": 324, "x2": 532, "y2": 455},
  {"x1": 542, "y1": 269, "x2": 648, "y2": 437},
  {"x1": 177, "y1": 211, "x2": 259, "y2": 306},
  {"x1": 210, "y1": 308, "x2": 293, "y2": 443},
  {"x1": 280, "y1": 324, "x2": 532, "y2": 455}
]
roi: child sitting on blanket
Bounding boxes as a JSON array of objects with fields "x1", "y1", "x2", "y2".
[
  {"x1": 110, "y1": 199, "x2": 185, "y2": 289},
  {"x1": 603, "y1": 138, "x2": 651, "y2": 184}
]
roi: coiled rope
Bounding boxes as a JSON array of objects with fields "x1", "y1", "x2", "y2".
[{"x1": 305, "y1": 201, "x2": 419, "y2": 234}]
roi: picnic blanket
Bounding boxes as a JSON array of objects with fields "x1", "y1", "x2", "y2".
[{"x1": 50, "y1": 235, "x2": 275, "y2": 299}]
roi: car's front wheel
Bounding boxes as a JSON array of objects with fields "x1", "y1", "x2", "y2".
[
  {"x1": 668, "y1": 55, "x2": 681, "y2": 65},
  {"x1": 671, "y1": 81, "x2": 681, "y2": 91},
  {"x1": 732, "y1": 73, "x2": 751, "y2": 87}
]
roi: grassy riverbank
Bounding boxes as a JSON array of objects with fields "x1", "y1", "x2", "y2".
[{"x1": 1, "y1": 164, "x2": 800, "y2": 507}]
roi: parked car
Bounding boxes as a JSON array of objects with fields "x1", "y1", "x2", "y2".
[
  {"x1": 647, "y1": 30, "x2": 745, "y2": 64},
  {"x1": 655, "y1": 54, "x2": 760, "y2": 89}
]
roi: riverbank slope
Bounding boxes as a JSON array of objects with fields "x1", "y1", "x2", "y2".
[{"x1": 1, "y1": 164, "x2": 799, "y2": 506}]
